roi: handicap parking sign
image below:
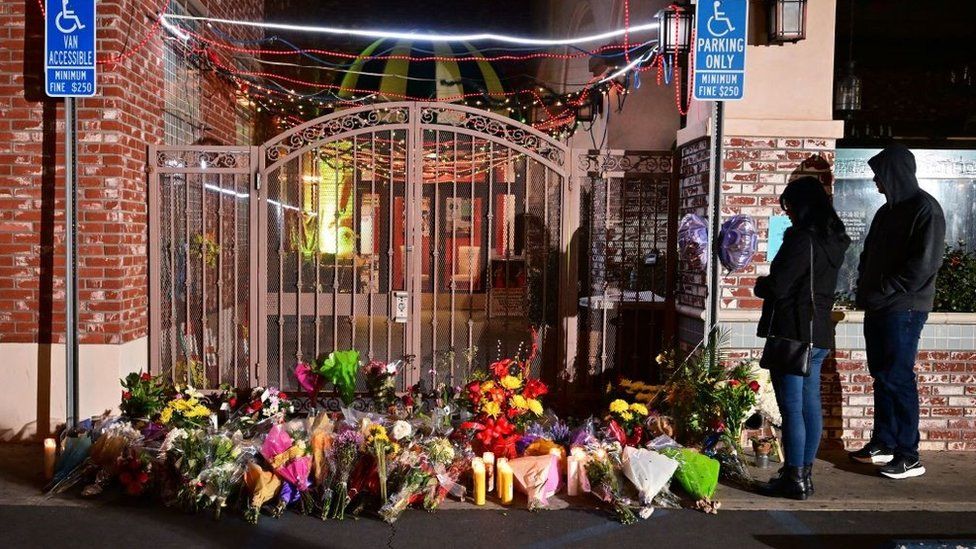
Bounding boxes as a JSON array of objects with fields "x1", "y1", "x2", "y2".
[
  {"x1": 45, "y1": 0, "x2": 97, "y2": 97},
  {"x1": 693, "y1": 0, "x2": 748, "y2": 101}
]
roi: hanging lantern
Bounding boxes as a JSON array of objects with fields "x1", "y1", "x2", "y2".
[
  {"x1": 576, "y1": 92, "x2": 602, "y2": 122},
  {"x1": 767, "y1": 0, "x2": 808, "y2": 43},
  {"x1": 834, "y1": 61, "x2": 862, "y2": 113},
  {"x1": 656, "y1": 5, "x2": 694, "y2": 54}
]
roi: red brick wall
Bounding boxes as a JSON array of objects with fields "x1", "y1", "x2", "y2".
[
  {"x1": 830, "y1": 350, "x2": 976, "y2": 451},
  {"x1": 0, "y1": 0, "x2": 260, "y2": 345},
  {"x1": 718, "y1": 136, "x2": 835, "y2": 311}
]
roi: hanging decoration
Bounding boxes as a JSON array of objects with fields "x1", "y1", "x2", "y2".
[
  {"x1": 717, "y1": 215, "x2": 759, "y2": 273},
  {"x1": 677, "y1": 214, "x2": 709, "y2": 270}
]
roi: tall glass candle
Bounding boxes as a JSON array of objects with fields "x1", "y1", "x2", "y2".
[
  {"x1": 498, "y1": 461, "x2": 514, "y2": 505},
  {"x1": 566, "y1": 456, "x2": 580, "y2": 496},
  {"x1": 43, "y1": 438, "x2": 56, "y2": 480},
  {"x1": 495, "y1": 457, "x2": 508, "y2": 498},
  {"x1": 483, "y1": 452, "x2": 495, "y2": 493},
  {"x1": 472, "y1": 458, "x2": 486, "y2": 505}
]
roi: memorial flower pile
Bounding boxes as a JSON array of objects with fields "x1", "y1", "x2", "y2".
[{"x1": 46, "y1": 332, "x2": 773, "y2": 526}]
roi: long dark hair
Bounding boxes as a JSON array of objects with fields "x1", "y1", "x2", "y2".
[{"x1": 779, "y1": 176, "x2": 848, "y2": 240}]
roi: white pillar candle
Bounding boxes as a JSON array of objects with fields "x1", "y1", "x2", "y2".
[{"x1": 566, "y1": 456, "x2": 580, "y2": 496}]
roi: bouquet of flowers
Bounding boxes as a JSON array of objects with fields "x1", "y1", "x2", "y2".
[
  {"x1": 620, "y1": 446, "x2": 678, "y2": 506},
  {"x1": 509, "y1": 454, "x2": 560, "y2": 510},
  {"x1": 159, "y1": 387, "x2": 213, "y2": 429},
  {"x1": 78, "y1": 421, "x2": 143, "y2": 497},
  {"x1": 713, "y1": 362, "x2": 760, "y2": 453},
  {"x1": 307, "y1": 413, "x2": 335, "y2": 515},
  {"x1": 196, "y1": 433, "x2": 248, "y2": 519},
  {"x1": 116, "y1": 450, "x2": 153, "y2": 496},
  {"x1": 261, "y1": 424, "x2": 312, "y2": 517},
  {"x1": 363, "y1": 423, "x2": 398, "y2": 504},
  {"x1": 119, "y1": 372, "x2": 167, "y2": 422},
  {"x1": 237, "y1": 387, "x2": 293, "y2": 428},
  {"x1": 423, "y1": 446, "x2": 468, "y2": 512},
  {"x1": 583, "y1": 445, "x2": 647, "y2": 524},
  {"x1": 378, "y1": 437, "x2": 457, "y2": 522},
  {"x1": 606, "y1": 399, "x2": 649, "y2": 447},
  {"x1": 315, "y1": 350, "x2": 361, "y2": 407},
  {"x1": 243, "y1": 460, "x2": 282, "y2": 524},
  {"x1": 326, "y1": 429, "x2": 362, "y2": 519},
  {"x1": 461, "y1": 357, "x2": 548, "y2": 459},
  {"x1": 365, "y1": 359, "x2": 400, "y2": 411},
  {"x1": 659, "y1": 447, "x2": 720, "y2": 503}
]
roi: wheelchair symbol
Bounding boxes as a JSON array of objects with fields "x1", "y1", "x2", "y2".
[
  {"x1": 55, "y1": 0, "x2": 86, "y2": 34},
  {"x1": 707, "y1": 0, "x2": 735, "y2": 37}
]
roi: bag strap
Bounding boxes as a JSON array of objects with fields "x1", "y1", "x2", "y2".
[{"x1": 808, "y1": 238, "x2": 815, "y2": 348}]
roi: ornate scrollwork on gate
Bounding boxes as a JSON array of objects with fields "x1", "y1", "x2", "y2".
[
  {"x1": 154, "y1": 149, "x2": 252, "y2": 170},
  {"x1": 265, "y1": 106, "x2": 410, "y2": 165},
  {"x1": 579, "y1": 150, "x2": 673, "y2": 175},
  {"x1": 420, "y1": 105, "x2": 566, "y2": 166}
]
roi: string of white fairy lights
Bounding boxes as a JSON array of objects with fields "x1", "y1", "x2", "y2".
[{"x1": 159, "y1": 12, "x2": 666, "y2": 136}]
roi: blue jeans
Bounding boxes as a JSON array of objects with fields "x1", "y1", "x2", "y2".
[
  {"x1": 864, "y1": 310, "x2": 927, "y2": 461},
  {"x1": 771, "y1": 347, "x2": 830, "y2": 468}
]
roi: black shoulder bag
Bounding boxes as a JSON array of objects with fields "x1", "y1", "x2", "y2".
[{"x1": 759, "y1": 240, "x2": 814, "y2": 376}]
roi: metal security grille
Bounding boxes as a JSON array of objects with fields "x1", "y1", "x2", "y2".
[
  {"x1": 148, "y1": 106, "x2": 678, "y2": 406},
  {"x1": 574, "y1": 151, "x2": 676, "y2": 393},
  {"x1": 149, "y1": 147, "x2": 258, "y2": 387},
  {"x1": 258, "y1": 103, "x2": 570, "y2": 399}
]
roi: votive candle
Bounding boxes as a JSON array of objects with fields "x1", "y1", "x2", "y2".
[
  {"x1": 566, "y1": 456, "x2": 580, "y2": 496},
  {"x1": 498, "y1": 460, "x2": 514, "y2": 505},
  {"x1": 483, "y1": 452, "x2": 495, "y2": 493},
  {"x1": 43, "y1": 437, "x2": 56, "y2": 480},
  {"x1": 472, "y1": 458, "x2": 486, "y2": 506}
]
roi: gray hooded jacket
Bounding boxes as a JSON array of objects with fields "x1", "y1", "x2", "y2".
[{"x1": 856, "y1": 144, "x2": 946, "y2": 313}]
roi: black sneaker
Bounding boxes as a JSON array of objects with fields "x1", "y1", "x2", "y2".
[
  {"x1": 849, "y1": 442, "x2": 895, "y2": 465},
  {"x1": 880, "y1": 456, "x2": 926, "y2": 479}
]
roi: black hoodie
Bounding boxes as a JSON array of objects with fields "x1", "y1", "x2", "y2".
[
  {"x1": 856, "y1": 144, "x2": 946, "y2": 313},
  {"x1": 756, "y1": 177, "x2": 851, "y2": 349}
]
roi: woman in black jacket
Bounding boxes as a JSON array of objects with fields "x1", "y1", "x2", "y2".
[{"x1": 755, "y1": 176, "x2": 851, "y2": 500}]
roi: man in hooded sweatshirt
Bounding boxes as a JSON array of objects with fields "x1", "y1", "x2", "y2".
[{"x1": 849, "y1": 144, "x2": 945, "y2": 479}]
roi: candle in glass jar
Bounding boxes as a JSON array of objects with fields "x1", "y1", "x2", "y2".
[
  {"x1": 566, "y1": 456, "x2": 580, "y2": 496},
  {"x1": 497, "y1": 460, "x2": 514, "y2": 505},
  {"x1": 495, "y1": 457, "x2": 508, "y2": 498},
  {"x1": 472, "y1": 458, "x2": 486, "y2": 505},
  {"x1": 43, "y1": 438, "x2": 56, "y2": 480},
  {"x1": 482, "y1": 452, "x2": 495, "y2": 493}
]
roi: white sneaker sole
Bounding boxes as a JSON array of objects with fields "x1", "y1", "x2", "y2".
[
  {"x1": 851, "y1": 454, "x2": 894, "y2": 465},
  {"x1": 881, "y1": 466, "x2": 926, "y2": 479}
]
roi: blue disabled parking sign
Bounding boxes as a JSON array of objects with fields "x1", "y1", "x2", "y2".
[
  {"x1": 45, "y1": 0, "x2": 97, "y2": 97},
  {"x1": 693, "y1": 0, "x2": 748, "y2": 101}
]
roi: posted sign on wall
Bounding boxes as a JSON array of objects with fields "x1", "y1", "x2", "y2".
[
  {"x1": 45, "y1": 0, "x2": 97, "y2": 97},
  {"x1": 693, "y1": 0, "x2": 748, "y2": 101}
]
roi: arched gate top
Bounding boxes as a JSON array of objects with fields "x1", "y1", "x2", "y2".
[{"x1": 261, "y1": 101, "x2": 569, "y2": 175}]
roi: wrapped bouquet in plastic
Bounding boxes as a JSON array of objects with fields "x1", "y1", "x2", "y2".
[
  {"x1": 621, "y1": 446, "x2": 678, "y2": 506},
  {"x1": 509, "y1": 454, "x2": 559, "y2": 510}
]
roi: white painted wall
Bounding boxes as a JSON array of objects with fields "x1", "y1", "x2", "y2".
[{"x1": 0, "y1": 338, "x2": 146, "y2": 441}]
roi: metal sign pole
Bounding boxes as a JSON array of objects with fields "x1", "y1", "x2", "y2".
[
  {"x1": 706, "y1": 101, "x2": 724, "y2": 340},
  {"x1": 65, "y1": 97, "x2": 79, "y2": 428}
]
